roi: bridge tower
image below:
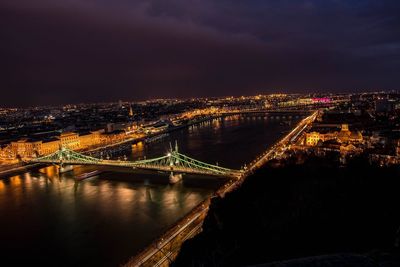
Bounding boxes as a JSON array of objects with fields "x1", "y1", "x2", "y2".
[
  {"x1": 174, "y1": 141, "x2": 179, "y2": 153},
  {"x1": 57, "y1": 145, "x2": 73, "y2": 174},
  {"x1": 57, "y1": 145, "x2": 64, "y2": 174},
  {"x1": 167, "y1": 141, "x2": 184, "y2": 183},
  {"x1": 174, "y1": 141, "x2": 180, "y2": 165}
]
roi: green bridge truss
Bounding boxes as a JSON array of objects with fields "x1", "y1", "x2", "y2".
[{"x1": 30, "y1": 144, "x2": 241, "y2": 177}]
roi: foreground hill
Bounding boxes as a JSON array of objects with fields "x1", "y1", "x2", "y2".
[{"x1": 173, "y1": 156, "x2": 400, "y2": 266}]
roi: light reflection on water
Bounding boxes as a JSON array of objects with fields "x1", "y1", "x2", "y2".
[{"x1": 0, "y1": 114, "x2": 300, "y2": 266}]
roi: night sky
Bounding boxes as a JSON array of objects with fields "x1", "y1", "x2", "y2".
[{"x1": 2, "y1": 0, "x2": 400, "y2": 106}]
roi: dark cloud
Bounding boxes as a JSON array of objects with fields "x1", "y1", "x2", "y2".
[{"x1": 1, "y1": 0, "x2": 400, "y2": 106}]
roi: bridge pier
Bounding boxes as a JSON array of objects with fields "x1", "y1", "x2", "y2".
[
  {"x1": 169, "y1": 171, "x2": 183, "y2": 184},
  {"x1": 59, "y1": 164, "x2": 74, "y2": 174}
]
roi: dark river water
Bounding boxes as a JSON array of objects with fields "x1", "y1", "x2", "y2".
[{"x1": 0, "y1": 115, "x2": 301, "y2": 266}]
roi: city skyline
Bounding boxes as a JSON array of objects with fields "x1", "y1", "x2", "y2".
[
  {"x1": 0, "y1": 91, "x2": 386, "y2": 109},
  {"x1": 2, "y1": 0, "x2": 400, "y2": 106}
]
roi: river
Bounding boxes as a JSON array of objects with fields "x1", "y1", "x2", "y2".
[{"x1": 0, "y1": 114, "x2": 301, "y2": 266}]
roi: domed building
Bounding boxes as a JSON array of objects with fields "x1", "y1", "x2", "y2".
[
  {"x1": 337, "y1": 124, "x2": 363, "y2": 144},
  {"x1": 337, "y1": 124, "x2": 351, "y2": 143},
  {"x1": 349, "y1": 130, "x2": 363, "y2": 143}
]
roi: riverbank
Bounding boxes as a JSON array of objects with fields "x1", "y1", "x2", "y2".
[
  {"x1": 0, "y1": 162, "x2": 44, "y2": 178},
  {"x1": 124, "y1": 198, "x2": 211, "y2": 266}
]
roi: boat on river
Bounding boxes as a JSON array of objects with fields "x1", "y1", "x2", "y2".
[
  {"x1": 76, "y1": 170, "x2": 102, "y2": 181},
  {"x1": 145, "y1": 133, "x2": 169, "y2": 144}
]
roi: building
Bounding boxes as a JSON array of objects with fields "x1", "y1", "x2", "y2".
[
  {"x1": 9, "y1": 131, "x2": 103, "y2": 159},
  {"x1": 11, "y1": 139, "x2": 42, "y2": 159},
  {"x1": 305, "y1": 124, "x2": 363, "y2": 147},
  {"x1": 305, "y1": 132, "x2": 321, "y2": 146},
  {"x1": 0, "y1": 145, "x2": 14, "y2": 160},
  {"x1": 142, "y1": 121, "x2": 169, "y2": 134},
  {"x1": 102, "y1": 130, "x2": 126, "y2": 143},
  {"x1": 79, "y1": 131, "x2": 102, "y2": 149},
  {"x1": 337, "y1": 124, "x2": 363, "y2": 143},
  {"x1": 59, "y1": 132, "x2": 80, "y2": 150},
  {"x1": 41, "y1": 138, "x2": 60, "y2": 155},
  {"x1": 10, "y1": 137, "x2": 63, "y2": 159},
  {"x1": 305, "y1": 131, "x2": 337, "y2": 146}
]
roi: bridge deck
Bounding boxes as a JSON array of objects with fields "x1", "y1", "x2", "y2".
[
  {"x1": 30, "y1": 146, "x2": 241, "y2": 178},
  {"x1": 31, "y1": 159, "x2": 240, "y2": 177}
]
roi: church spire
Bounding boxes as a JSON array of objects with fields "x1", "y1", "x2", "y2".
[{"x1": 129, "y1": 105, "x2": 133, "y2": 117}]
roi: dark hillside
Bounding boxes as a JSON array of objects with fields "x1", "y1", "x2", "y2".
[{"x1": 173, "y1": 157, "x2": 400, "y2": 266}]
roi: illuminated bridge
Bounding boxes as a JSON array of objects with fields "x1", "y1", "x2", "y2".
[{"x1": 30, "y1": 144, "x2": 241, "y2": 178}]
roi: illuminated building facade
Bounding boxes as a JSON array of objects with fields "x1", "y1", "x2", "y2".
[
  {"x1": 79, "y1": 131, "x2": 102, "y2": 148},
  {"x1": 41, "y1": 139, "x2": 60, "y2": 155},
  {"x1": 9, "y1": 131, "x2": 103, "y2": 159},
  {"x1": 305, "y1": 124, "x2": 363, "y2": 147},
  {"x1": 10, "y1": 139, "x2": 42, "y2": 158},
  {"x1": 305, "y1": 132, "x2": 321, "y2": 146},
  {"x1": 0, "y1": 145, "x2": 14, "y2": 160},
  {"x1": 59, "y1": 132, "x2": 80, "y2": 150}
]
